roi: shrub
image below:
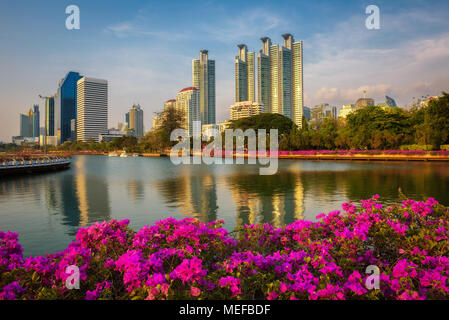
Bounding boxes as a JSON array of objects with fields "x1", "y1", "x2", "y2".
[{"x1": 1, "y1": 197, "x2": 448, "y2": 300}]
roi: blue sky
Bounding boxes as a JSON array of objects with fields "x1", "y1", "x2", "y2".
[{"x1": 1, "y1": 0, "x2": 449, "y2": 142}]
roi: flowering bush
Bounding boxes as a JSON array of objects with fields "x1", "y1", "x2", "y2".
[{"x1": 1, "y1": 197, "x2": 448, "y2": 300}]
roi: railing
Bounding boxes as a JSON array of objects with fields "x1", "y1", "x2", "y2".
[{"x1": 0, "y1": 157, "x2": 71, "y2": 169}]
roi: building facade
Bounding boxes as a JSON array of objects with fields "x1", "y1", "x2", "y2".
[
  {"x1": 128, "y1": 104, "x2": 144, "y2": 138},
  {"x1": 355, "y1": 98, "x2": 375, "y2": 109},
  {"x1": 55, "y1": 71, "x2": 83, "y2": 144},
  {"x1": 235, "y1": 44, "x2": 255, "y2": 103},
  {"x1": 338, "y1": 104, "x2": 355, "y2": 119},
  {"x1": 192, "y1": 50, "x2": 215, "y2": 125},
  {"x1": 76, "y1": 77, "x2": 108, "y2": 142},
  {"x1": 175, "y1": 87, "x2": 200, "y2": 136},
  {"x1": 46, "y1": 96, "x2": 55, "y2": 137},
  {"x1": 230, "y1": 101, "x2": 264, "y2": 120},
  {"x1": 257, "y1": 35, "x2": 304, "y2": 128},
  {"x1": 19, "y1": 105, "x2": 40, "y2": 138}
]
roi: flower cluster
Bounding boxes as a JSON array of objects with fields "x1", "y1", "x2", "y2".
[{"x1": 1, "y1": 197, "x2": 448, "y2": 300}]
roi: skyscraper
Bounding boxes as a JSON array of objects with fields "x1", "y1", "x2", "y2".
[
  {"x1": 76, "y1": 77, "x2": 108, "y2": 142},
  {"x1": 235, "y1": 44, "x2": 255, "y2": 103},
  {"x1": 20, "y1": 113, "x2": 31, "y2": 137},
  {"x1": 257, "y1": 35, "x2": 304, "y2": 127},
  {"x1": 385, "y1": 96, "x2": 398, "y2": 107},
  {"x1": 175, "y1": 87, "x2": 200, "y2": 136},
  {"x1": 192, "y1": 50, "x2": 215, "y2": 125},
  {"x1": 54, "y1": 72, "x2": 83, "y2": 144},
  {"x1": 46, "y1": 96, "x2": 55, "y2": 137},
  {"x1": 32, "y1": 105, "x2": 40, "y2": 138},
  {"x1": 128, "y1": 104, "x2": 144, "y2": 138},
  {"x1": 19, "y1": 105, "x2": 40, "y2": 138},
  {"x1": 258, "y1": 37, "x2": 271, "y2": 113}
]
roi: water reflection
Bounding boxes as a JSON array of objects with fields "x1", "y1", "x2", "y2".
[
  {"x1": 0, "y1": 156, "x2": 448, "y2": 256},
  {"x1": 155, "y1": 166, "x2": 218, "y2": 222},
  {"x1": 226, "y1": 170, "x2": 304, "y2": 228}
]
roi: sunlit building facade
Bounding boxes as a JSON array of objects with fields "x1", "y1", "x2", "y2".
[
  {"x1": 235, "y1": 44, "x2": 255, "y2": 103},
  {"x1": 257, "y1": 35, "x2": 304, "y2": 127},
  {"x1": 76, "y1": 77, "x2": 108, "y2": 142},
  {"x1": 230, "y1": 101, "x2": 264, "y2": 120},
  {"x1": 192, "y1": 50, "x2": 215, "y2": 125},
  {"x1": 338, "y1": 104, "x2": 355, "y2": 119},
  {"x1": 54, "y1": 72, "x2": 83, "y2": 144},
  {"x1": 128, "y1": 104, "x2": 144, "y2": 138},
  {"x1": 175, "y1": 87, "x2": 200, "y2": 136}
]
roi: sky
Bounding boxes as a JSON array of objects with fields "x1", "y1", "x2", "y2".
[{"x1": 1, "y1": 0, "x2": 449, "y2": 142}]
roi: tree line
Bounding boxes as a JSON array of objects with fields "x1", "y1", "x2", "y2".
[{"x1": 7, "y1": 92, "x2": 448, "y2": 153}]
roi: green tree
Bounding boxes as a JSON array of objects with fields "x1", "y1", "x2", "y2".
[
  {"x1": 419, "y1": 92, "x2": 449, "y2": 150},
  {"x1": 155, "y1": 106, "x2": 185, "y2": 150}
]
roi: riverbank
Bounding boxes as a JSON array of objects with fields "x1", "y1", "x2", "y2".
[
  {"x1": 1, "y1": 197, "x2": 448, "y2": 300},
  {"x1": 19, "y1": 150, "x2": 449, "y2": 162}
]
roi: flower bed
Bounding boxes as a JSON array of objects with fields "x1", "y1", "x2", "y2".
[{"x1": 1, "y1": 196, "x2": 448, "y2": 300}]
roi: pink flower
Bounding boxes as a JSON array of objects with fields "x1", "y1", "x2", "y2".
[{"x1": 190, "y1": 287, "x2": 201, "y2": 297}]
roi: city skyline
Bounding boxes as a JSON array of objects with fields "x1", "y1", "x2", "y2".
[{"x1": 1, "y1": 0, "x2": 449, "y2": 142}]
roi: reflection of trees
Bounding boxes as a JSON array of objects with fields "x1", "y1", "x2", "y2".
[
  {"x1": 155, "y1": 167, "x2": 218, "y2": 222},
  {"x1": 226, "y1": 171, "x2": 304, "y2": 228},
  {"x1": 300, "y1": 162, "x2": 449, "y2": 206},
  {"x1": 339, "y1": 163, "x2": 449, "y2": 204}
]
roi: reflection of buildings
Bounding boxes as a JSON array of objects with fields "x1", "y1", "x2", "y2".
[
  {"x1": 40, "y1": 156, "x2": 111, "y2": 230},
  {"x1": 74, "y1": 156, "x2": 111, "y2": 226},
  {"x1": 227, "y1": 171, "x2": 304, "y2": 228},
  {"x1": 127, "y1": 179, "x2": 145, "y2": 202},
  {"x1": 155, "y1": 167, "x2": 218, "y2": 222}
]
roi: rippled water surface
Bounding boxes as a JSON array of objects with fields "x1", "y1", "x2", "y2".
[{"x1": 1, "y1": 155, "x2": 448, "y2": 256}]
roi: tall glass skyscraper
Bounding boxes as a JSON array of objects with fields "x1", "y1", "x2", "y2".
[
  {"x1": 32, "y1": 105, "x2": 40, "y2": 138},
  {"x1": 54, "y1": 72, "x2": 83, "y2": 143},
  {"x1": 192, "y1": 50, "x2": 215, "y2": 125},
  {"x1": 257, "y1": 35, "x2": 304, "y2": 127},
  {"x1": 258, "y1": 37, "x2": 271, "y2": 113},
  {"x1": 19, "y1": 105, "x2": 40, "y2": 138},
  {"x1": 46, "y1": 97, "x2": 55, "y2": 136},
  {"x1": 235, "y1": 44, "x2": 255, "y2": 103}
]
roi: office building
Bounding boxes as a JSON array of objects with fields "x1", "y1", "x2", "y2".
[
  {"x1": 235, "y1": 44, "x2": 255, "y2": 102},
  {"x1": 257, "y1": 34, "x2": 304, "y2": 127},
  {"x1": 230, "y1": 101, "x2": 264, "y2": 120},
  {"x1": 385, "y1": 96, "x2": 398, "y2": 107},
  {"x1": 192, "y1": 50, "x2": 215, "y2": 125},
  {"x1": 76, "y1": 77, "x2": 108, "y2": 142},
  {"x1": 175, "y1": 87, "x2": 200, "y2": 136},
  {"x1": 258, "y1": 37, "x2": 271, "y2": 112},
  {"x1": 355, "y1": 97, "x2": 375, "y2": 109},
  {"x1": 303, "y1": 106, "x2": 311, "y2": 121},
  {"x1": 164, "y1": 99, "x2": 176, "y2": 110},
  {"x1": 46, "y1": 96, "x2": 55, "y2": 137},
  {"x1": 54, "y1": 72, "x2": 83, "y2": 144},
  {"x1": 20, "y1": 113, "x2": 32, "y2": 137},
  {"x1": 127, "y1": 104, "x2": 144, "y2": 138},
  {"x1": 338, "y1": 104, "x2": 356, "y2": 119}
]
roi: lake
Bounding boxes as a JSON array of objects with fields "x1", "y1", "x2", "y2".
[{"x1": 1, "y1": 155, "x2": 448, "y2": 257}]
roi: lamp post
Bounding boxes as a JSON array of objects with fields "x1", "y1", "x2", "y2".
[{"x1": 38, "y1": 94, "x2": 51, "y2": 155}]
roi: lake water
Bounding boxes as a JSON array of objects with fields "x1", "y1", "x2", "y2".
[{"x1": 1, "y1": 155, "x2": 448, "y2": 257}]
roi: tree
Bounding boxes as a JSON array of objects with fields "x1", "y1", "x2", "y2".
[
  {"x1": 345, "y1": 106, "x2": 413, "y2": 149},
  {"x1": 155, "y1": 106, "x2": 185, "y2": 149},
  {"x1": 420, "y1": 92, "x2": 449, "y2": 150},
  {"x1": 230, "y1": 113, "x2": 296, "y2": 136}
]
